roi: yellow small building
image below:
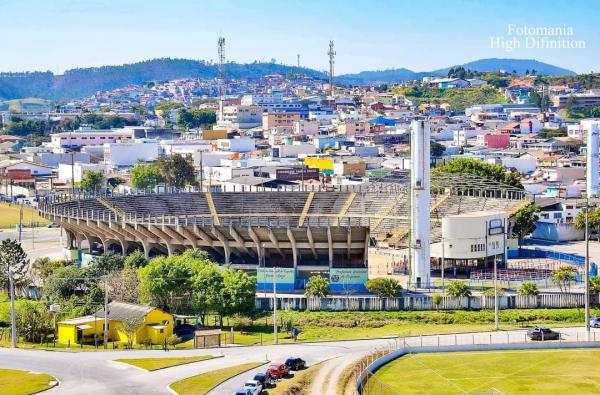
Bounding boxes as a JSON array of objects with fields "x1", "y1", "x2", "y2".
[{"x1": 57, "y1": 301, "x2": 173, "y2": 346}]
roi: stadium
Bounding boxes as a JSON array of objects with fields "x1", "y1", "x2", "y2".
[{"x1": 38, "y1": 172, "x2": 527, "y2": 291}]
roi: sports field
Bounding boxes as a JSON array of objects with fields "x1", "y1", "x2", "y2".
[{"x1": 372, "y1": 348, "x2": 600, "y2": 394}]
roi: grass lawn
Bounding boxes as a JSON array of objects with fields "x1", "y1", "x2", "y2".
[
  {"x1": 0, "y1": 203, "x2": 49, "y2": 228},
  {"x1": 170, "y1": 362, "x2": 265, "y2": 395},
  {"x1": 114, "y1": 355, "x2": 215, "y2": 371},
  {"x1": 374, "y1": 348, "x2": 600, "y2": 394},
  {"x1": 265, "y1": 363, "x2": 321, "y2": 395},
  {"x1": 201, "y1": 308, "x2": 596, "y2": 345},
  {"x1": 0, "y1": 368, "x2": 56, "y2": 395}
]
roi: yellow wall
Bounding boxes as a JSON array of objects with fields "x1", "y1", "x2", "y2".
[
  {"x1": 304, "y1": 157, "x2": 333, "y2": 171},
  {"x1": 57, "y1": 309, "x2": 174, "y2": 345}
]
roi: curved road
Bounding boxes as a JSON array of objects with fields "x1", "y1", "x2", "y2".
[{"x1": 0, "y1": 327, "x2": 597, "y2": 394}]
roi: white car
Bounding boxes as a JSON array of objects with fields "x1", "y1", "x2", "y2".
[{"x1": 242, "y1": 379, "x2": 262, "y2": 395}]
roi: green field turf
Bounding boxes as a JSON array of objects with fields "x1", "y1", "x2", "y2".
[{"x1": 373, "y1": 348, "x2": 600, "y2": 395}]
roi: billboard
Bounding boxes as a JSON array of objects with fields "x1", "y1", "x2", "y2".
[
  {"x1": 256, "y1": 267, "x2": 295, "y2": 291},
  {"x1": 329, "y1": 268, "x2": 368, "y2": 291}
]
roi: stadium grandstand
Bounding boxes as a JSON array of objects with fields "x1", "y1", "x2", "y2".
[{"x1": 38, "y1": 173, "x2": 528, "y2": 291}]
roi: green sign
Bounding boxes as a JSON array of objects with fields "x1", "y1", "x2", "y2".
[
  {"x1": 329, "y1": 268, "x2": 368, "y2": 285},
  {"x1": 257, "y1": 267, "x2": 295, "y2": 284}
]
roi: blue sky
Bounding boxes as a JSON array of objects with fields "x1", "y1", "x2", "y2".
[{"x1": 1, "y1": 0, "x2": 598, "y2": 74}]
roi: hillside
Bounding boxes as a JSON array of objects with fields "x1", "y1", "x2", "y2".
[
  {"x1": 0, "y1": 58, "x2": 576, "y2": 101},
  {"x1": 0, "y1": 58, "x2": 326, "y2": 101},
  {"x1": 431, "y1": 58, "x2": 575, "y2": 77},
  {"x1": 336, "y1": 68, "x2": 418, "y2": 85}
]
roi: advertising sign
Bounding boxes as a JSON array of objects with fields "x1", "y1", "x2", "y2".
[
  {"x1": 329, "y1": 268, "x2": 368, "y2": 291},
  {"x1": 257, "y1": 267, "x2": 295, "y2": 291}
]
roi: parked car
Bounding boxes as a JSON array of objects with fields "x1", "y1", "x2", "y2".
[
  {"x1": 242, "y1": 379, "x2": 262, "y2": 395},
  {"x1": 266, "y1": 363, "x2": 290, "y2": 379},
  {"x1": 284, "y1": 357, "x2": 306, "y2": 370},
  {"x1": 173, "y1": 324, "x2": 195, "y2": 340},
  {"x1": 47, "y1": 223, "x2": 60, "y2": 228},
  {"x1": 253, "y1": 373, "x2": 274, "y2": 388},
  {"x1": 590, "y1": 317, "x2": 600, "y2": 328},
  {"x1": 234, "y1": 389, "x2": 252, "y2": 395},
  {"x1": 527, "y1": 327, "x2": 560, "y2": 341}
]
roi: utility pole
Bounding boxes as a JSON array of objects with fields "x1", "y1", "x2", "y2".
[
  {"x1": 494, "y1": 254, "x2": 499, "y2": 331},
  {"x1": 18, "y1": 203, "x2": 23, "y2": 242},
  {"x1": 9, "y1": 270, "x2": 17, "y2": 348},
  {"x1": 585, "y1": 194, "x2": 591, "y2": 341},
  {"x1": 273, "y1": 266, "x2": 278, "y2": 345},
  {"x1": 327, "y1": 40, "x2": 335, "y2": 98},
  {"x1": 103, "y1": 274, "x2": 109, "y2": 349}
]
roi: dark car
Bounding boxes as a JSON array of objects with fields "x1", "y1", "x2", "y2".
[
  {"x1": 527, "y1": 327, "x2": 560, "y2": 341},
  {"x1": 173, "y1": 324, "x2": 195, "y2": 341},
  {"x1": 266, "y1": 363, "x2": 290, "y2": 379},
  {"x1": 284, "y1": 357, "x2": 306, "y2": 370},
  {"x1": 253, "y1": 372, "x2": 274, "y2": 388}
]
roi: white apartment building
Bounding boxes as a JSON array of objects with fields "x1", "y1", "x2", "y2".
[
  {"x1": 294, "y1": 120, "x2": 319, "y2": 136},
  {"x1": 50, "y1": 130, "x2": 132, "y2": 153},
  {"x1": 103, "y1": 140, "x2": 160, "y2": 167},
  {"x1": 217, "y1": 105, "x2": 262, "y2": 129}
]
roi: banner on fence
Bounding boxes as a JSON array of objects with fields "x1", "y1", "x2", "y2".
[{"x1": 330, "y1": 268, "x2": 368, "y2": 291}]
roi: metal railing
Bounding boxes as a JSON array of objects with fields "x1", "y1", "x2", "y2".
[{"x1": 355, "y1": 329, "x2": 600, "y2": 394}]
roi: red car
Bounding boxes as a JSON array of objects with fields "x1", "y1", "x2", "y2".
[{"x1": 266, "y1": 363, "x2": 290, "y2": 379}]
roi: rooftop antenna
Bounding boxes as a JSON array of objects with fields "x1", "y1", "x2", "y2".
[
  {"x1": 327, "y1": 40, "x2": 335, "y2": 98},
  {"x1": 217, "y1": 35, "x2": 226, "y2": 121}
]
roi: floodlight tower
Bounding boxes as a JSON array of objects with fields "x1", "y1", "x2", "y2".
[
  {"x1": 327, "y1": 40, "x2": 335, "y2": 98},
  {"x1": 217, "y1": 36, "x2": 226, "y2": 121},
  {"x1": 410, "y1": 120, "x2": 431, "y2": 288}
]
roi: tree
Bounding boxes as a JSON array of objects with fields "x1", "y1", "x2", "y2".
[
  {"x1": 130, "y1": 163, "x2": 164, "y2": 190},
  {"x1": 123, "y1": 250, "x2": 148, "y2": 270},
  {"x1": 304, "y1": 275, "x2": 330, "y2": 298},
  {"x1": 518, "y1": 282, "x2": 539, "y2": 296},
  {"x1": 43, "y1": 266, "x2": 86, "y2": 302},
  {"x1": 14, "y1": 301, "x2": 53, "y2": 343},
  {"x1": 432, "y1": 293, "x2": 443, "y2": 312},
  {"x1": 365, "y1": 278, "x2": 403, "y2": 297},
  {"x1": 80, "y1": 170, "x2": 104, "y2": 193},
  {"x1": 176, "y1": 108, "x2": 216, "y2": 130},
  {"x1": 575, "y1": 208, "x2": 600, "y2": 242},
  {"x1": 434, "y1": 158, "x2": 523, "y2": 189},
  {"x1": 0, "y1": 239, "x2": 30, "y2": 293},
  {"x1": 107, "y1": 268, "x2": 140, "y2": 303},
  {"x1": 191, "y1": 261, "x2": 223, "y2": 325},
  {"x1": 446, "y1": 281, "x2": 471, "y2": 298},
  {"x1": 85, "y1": 251, "x2": 124, "y2": 277},
  {"x1": 139, "y1": 250, "x2": 210, "y2": 312},
  {"x1": 120, "y1": 315, "x2": 145, "y2": 349},
  {"x1": 216, "y1": 269, "x2": 256, "y2": 323},
  {"x1": 590, "y1": 276, "x2": 600, "y2": 294},
  {"x1": 512, "y1": 203, "x2": 541, "y2": 248},
  {"x1": 156, "y1": 153, "x2": 197, "y2": 188},
  {"x1": 430, "y1": 141, "x2": 446, "y2": 157},
  {"x1": 31, "y1": 257, "x2": 70, "y2": 284},
  {"x1": 552, "y1": 266, "x2": 577, "y2": 294}
]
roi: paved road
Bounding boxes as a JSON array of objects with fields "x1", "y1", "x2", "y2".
[
  {"x1": 1, "y1": 326, "x2": 598, "y2": 395},
  {"x1": 0, "y1": 227, "x2": 64, "y2": 260}
]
